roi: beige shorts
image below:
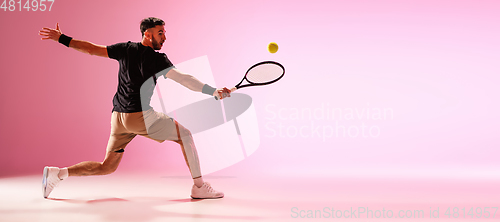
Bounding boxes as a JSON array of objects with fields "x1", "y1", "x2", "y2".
[
  {"x1": 106, "y1": 108, "x2": 201, "y2": 178},
  {"x1": 106, "y1": 108, "x2": 181, "y2": 152}
]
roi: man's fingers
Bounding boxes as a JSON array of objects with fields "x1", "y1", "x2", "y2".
[
  {"x1": 218, "y1": 92, "x2": 230, "y2": 99},
  {"x1": 221, "y1": 87, "x2": 230, "y2": 94},
  {"x1": 38, "y1": 32, "x2": 53, "y2": 39},
  {"x1": 215, "y1": 87, "x2": 232, "y2": 100},
  {"x1": 38, "y1": 33, "x2": 49, "y2": 36},
  {"x1": 217, "y1": 91, "x2": 224, "y2": 99},
  {"x1": 39, "y1": 24, "x2": 61, "y2": 41},
  {"x1": 38, "y1": 32, "x2": 53, "y2": 37},
  {"x1": 221, "y1": 87, "x2": 231, "y2": 98}
]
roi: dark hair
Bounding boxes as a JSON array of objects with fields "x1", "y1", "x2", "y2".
[{"x1": 140, "y1": 17, "x2": 165, "y2": 37}]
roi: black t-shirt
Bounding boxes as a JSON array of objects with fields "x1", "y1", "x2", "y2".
[{"x1": 107, "y1": 42, "x2": 174, "y2": 113}]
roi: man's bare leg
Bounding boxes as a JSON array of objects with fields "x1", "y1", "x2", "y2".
[
  {"x1": 173, "y1": 121, "x2": 223, "y2": 198},
  {"x1": 179, "y1": 144, "x2": 204, "y2": 188},
  {"x1": 42, "y1": 151, "x2": 124, "y2": 198},
  {"x1": 68, "y1": 151, "x2": 124, "y2": 176}
]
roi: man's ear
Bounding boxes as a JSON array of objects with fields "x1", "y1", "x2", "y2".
[{"x1": 144, "y1": 30, "x2": 152, "y2": 40}]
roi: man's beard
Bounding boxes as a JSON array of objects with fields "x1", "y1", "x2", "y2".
[{"x1": 152, "y1": 37, "x2": 162, "y2": 50}]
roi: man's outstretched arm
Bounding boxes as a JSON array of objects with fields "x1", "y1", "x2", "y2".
[
  {"x1": 39, "y1": 23, "x2": 108, "y2": 58},
  {"x1": 165, "y1": 68, "x2": 231, "y2": 99}
]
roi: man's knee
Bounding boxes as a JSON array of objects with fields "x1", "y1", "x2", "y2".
[
  {"x1": 100, "y1": 163, "x2": 118, "y2": 175},
  {"x1": 178, "y1": 126, "x2": 192, "y2": 138},
  {"x1": 101, "y1": 151, "x2": 123, "y2": 175},
  {"x1": 174, "y1": 120, "x2": 191, "y2": 136}
]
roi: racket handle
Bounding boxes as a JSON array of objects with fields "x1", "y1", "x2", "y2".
[{"x1": 214, "y1": 87, "x2": 237, "y2": 100}]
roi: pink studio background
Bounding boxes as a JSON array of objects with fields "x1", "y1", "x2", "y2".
[{"x1": 0, "y1": 0, "x2": 499, "y2": 179}]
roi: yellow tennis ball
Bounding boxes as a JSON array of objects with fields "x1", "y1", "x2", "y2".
[{"x1": 268, "y1": 42, "x2": 278, "y2": 53}]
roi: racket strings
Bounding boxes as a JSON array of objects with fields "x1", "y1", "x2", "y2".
[{"x1": 246, "y1": 64, "x2": 284, "y2": 84}]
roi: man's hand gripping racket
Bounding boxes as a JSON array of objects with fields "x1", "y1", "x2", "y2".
[{"x1": 215, "y1": 61, "x2": 285, "y2": 100}]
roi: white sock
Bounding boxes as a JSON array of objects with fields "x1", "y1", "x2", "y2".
[
  {"x1": 193, "y1": 177, "x2": 204, "y2": 188},
  {"x1": 58, "y1": 168, "x2": 69, "y2": 180}
]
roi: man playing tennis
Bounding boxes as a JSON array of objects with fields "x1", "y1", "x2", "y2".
[{"x1": 38, "y1": 17, "x2": 230, "y2": 199}]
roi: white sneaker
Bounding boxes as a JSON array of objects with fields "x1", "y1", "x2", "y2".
[
  {"x1": 191, "y1": 182, "x2": 224, "y2": 199},
  {"x1": 42, "y1": 166, "x2": 62, "y2": 198}
]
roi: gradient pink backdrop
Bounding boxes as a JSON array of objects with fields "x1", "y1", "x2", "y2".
[{"x1": 0, "y1": 0, "x2": 499, "y2": 179}]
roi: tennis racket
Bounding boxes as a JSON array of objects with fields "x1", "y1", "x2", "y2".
[{"x1": 215, "y1": 61, "x2": 285, "y2": 100}]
